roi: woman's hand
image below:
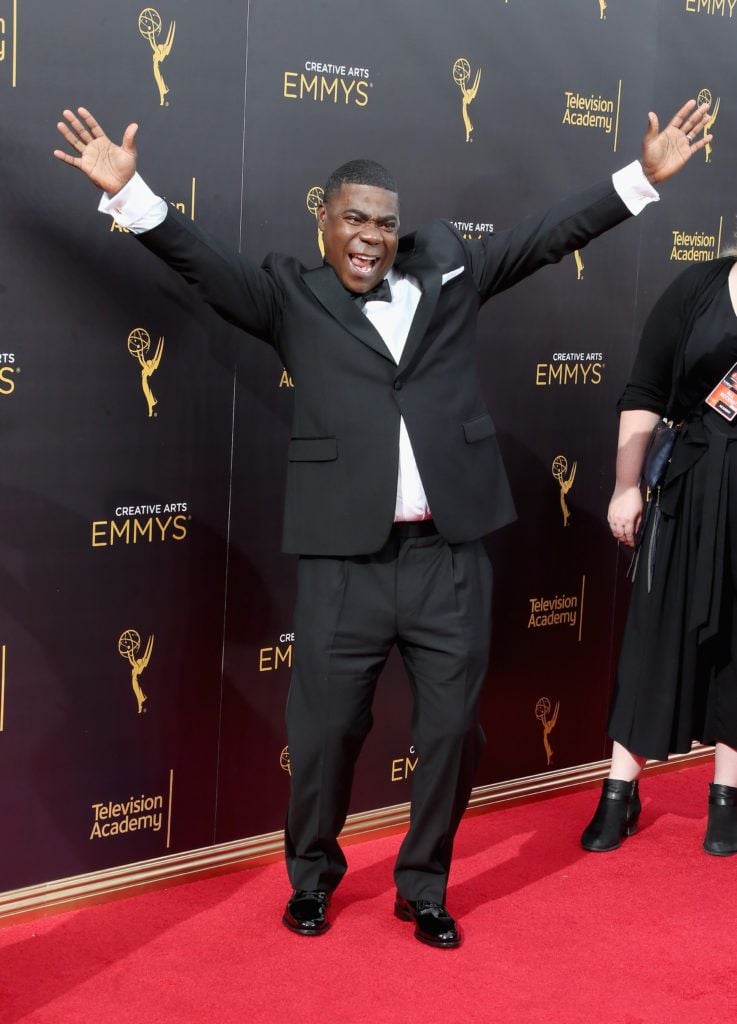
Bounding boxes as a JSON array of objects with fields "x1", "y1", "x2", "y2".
[{"x1": 607, "y1": 485, "x2": 644, "y2": 548}]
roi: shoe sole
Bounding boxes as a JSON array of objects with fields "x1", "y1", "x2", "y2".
[
  {"x1": 703, "y1": 844, "x2": 737, "y2": 857},
  {"x1": 413, "y1": 931, "x2": 462, "y2": 949},
  {"x1": 394, "y1": 905, "x2": 462, "y2": 948},
  {"x1": 281, "y1": 914, "x2": 331, "y2": 936},
  {"x1": 581, "y1": 820, "x2": 639, "y2": 853}
]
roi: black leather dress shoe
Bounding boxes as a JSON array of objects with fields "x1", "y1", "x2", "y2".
[
  {"x1": 394, "y1": 893, "x2": 461, "y2": 948},
  {"x1": 282, "y1": 890, "x2": 331, "y2": 936}
]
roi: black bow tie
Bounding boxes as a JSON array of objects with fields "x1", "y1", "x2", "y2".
[{"x1": 352, "y1": 278, "x2": 392, "y2": 308}]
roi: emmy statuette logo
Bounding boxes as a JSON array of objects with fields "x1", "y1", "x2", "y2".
[
  {"x1": 697, "y1": 88, "x2": 719, "y2": 163},
  {"x1": 552, "y1": 455, "x2": 577, "y2": 527},
  {"x1": 452, "y1": 57, "x2": 481, "y2": 143},
  {"x1": 535, "y1": 698, "x2": 560, "y2": 766},
  {"x1": 127, "y1": 328, "x2": 164, "y2": 418},
  {"x1": 118, "y1": 629, "x2": 154, "y2": 714},
  {"x1": 306, "y1": 185, "x2": 325, "y2": 257},
  {"x1": 599, "y1": 0, "x2": 607, "y2": 19},
  {"x1": 138, "y1": 7, "x2": 175, "y2": 106},
  {"x1": 280, "y1": 747, "x2": 292, "y2": 776},
  {"x1": 574, "y1": 251, "x2": 584, "y2": 280}
]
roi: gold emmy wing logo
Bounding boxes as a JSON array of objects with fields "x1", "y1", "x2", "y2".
[
  {"x1": 452, "y1": 57, "x2": 481, "y2": 143},
  {"x1": 138, "y1": 7, "x2": 175, "y2": 106},
  {"x1": 697, "y1": 88, "x2": 719, "y2": 163},
  {"x1": 280, "y1": 746, "x2": 292, "y2": 776},
  {"x1": 118, "y1": 629, "x2": 154, "y2": 714},
  {"x1": 573, "y1": 250, "x2": 584, "y2": 280},
  {"x1": 306, "y1": 185, "x2": 325, "y2": 257},
  {"x1": 127, "y1": 328, "x2": 164, "y2": 418},
  {"x1": 552, "y1": 454, "x2": 577, "y2": 527},
  {"x1": 535, "y1": 697, "x2": 560, "y2": 766},
  {"x1": 599, "y1": 0, "x2": 607, "y2": 19}
]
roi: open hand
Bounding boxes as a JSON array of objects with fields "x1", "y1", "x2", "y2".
[
  {"x1": 54, "y1": 107, "x2": 138, "y2": 194},
  {"x1": 641, "y1": 99, "x2": 712, "y2": 184}
]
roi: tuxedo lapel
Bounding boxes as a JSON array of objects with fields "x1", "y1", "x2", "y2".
[
  {"x1": 395, "y1": 248, "x2": 442, "y2": 374},
  {"x1": 301, "y1": 265, "x2": 395, "y2": 363},
  {"x1": 301, "y1": 246, "x2": 444, "y2": 372}
]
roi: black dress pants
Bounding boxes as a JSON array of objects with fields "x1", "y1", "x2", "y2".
[{"x1": 284, "y1": 528, "x2": 492, "y2": 902}]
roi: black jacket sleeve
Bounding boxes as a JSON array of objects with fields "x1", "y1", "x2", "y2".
[
  {"x1": 459, "y1": 179, "x2": 631, "y2": 304},
  {"x1": 136, "y1": 208, "x2": 284, "y2": 344}
]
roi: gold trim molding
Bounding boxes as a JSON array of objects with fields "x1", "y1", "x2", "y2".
[{"x1": 0, "y1": 745, "x2": 713, "y2": 924}]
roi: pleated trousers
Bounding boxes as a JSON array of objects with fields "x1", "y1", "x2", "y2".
[{"x1": 284, "y1": 529, "x2": 492, "y2": 902}]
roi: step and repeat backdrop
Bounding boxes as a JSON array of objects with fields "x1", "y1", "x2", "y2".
[{"x1": 0, "y1": 0, "x2": 733, "y2": 893}]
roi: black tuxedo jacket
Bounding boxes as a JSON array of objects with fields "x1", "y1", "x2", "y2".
[{"x1": 138, "y1": 179, "x2": 631, "y2": 555}]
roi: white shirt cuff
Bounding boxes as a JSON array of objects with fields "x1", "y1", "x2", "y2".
[
  {"x1": 611, "y1": 160, "x2": 659, "y2": 216},
  {"x1": 97, "y1": 173, "x2": 168, "y2": 234}
]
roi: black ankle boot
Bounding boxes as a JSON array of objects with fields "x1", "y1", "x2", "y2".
[
  {"x1": 703, "y1": 783, "x2": 737, "y2": 856},
  {"x1": 581, "y1": 778, "x2": 641, "y2": 852}
]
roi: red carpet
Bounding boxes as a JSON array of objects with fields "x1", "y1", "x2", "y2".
[{"x1": 1, "y1": 761, "x2": 736, "y2": 1024}]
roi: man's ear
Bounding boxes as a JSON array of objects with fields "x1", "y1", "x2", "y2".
[{"x1": 316, "y1": 203, "x2": 327, "y2": 231}]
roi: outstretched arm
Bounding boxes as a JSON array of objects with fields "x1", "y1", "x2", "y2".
[
  {"x1": 465, "y1": 99, "x2": 712, "y2": 301},
  {"x1": 53, "y1": 105, "x2": 283, "y2": 342},
  {"x1": 53, "y1": 107, "x2": 138, "y2": 194}
]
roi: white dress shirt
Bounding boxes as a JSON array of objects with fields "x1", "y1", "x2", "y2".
[{"x1": 99, "y1": 162, "x2": 658, "y2": 522}]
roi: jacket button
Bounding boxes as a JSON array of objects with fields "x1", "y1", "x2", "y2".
[{"x1": 393, "y1": 381, "x2": 402, "y2": 390}]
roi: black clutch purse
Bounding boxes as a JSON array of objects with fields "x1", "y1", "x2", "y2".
[
  {"x1": 641, "y1": 418, "x2": 677, "y2": 491},
  {"x1": 630, "y1": 418, "x2": 679, "y2": 588}
]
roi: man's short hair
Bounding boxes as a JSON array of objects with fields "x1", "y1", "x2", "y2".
[{"x1": 323, "y1": 159, "x2": 399, "y2": 202}]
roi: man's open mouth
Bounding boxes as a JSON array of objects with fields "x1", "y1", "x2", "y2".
[{"x1": 349, "y1": 254, "x2": 379, "y2": 274}]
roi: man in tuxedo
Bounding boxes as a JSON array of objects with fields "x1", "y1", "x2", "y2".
[{"x1": 55, "y1": 100, "x2": 710, "y2": 948}]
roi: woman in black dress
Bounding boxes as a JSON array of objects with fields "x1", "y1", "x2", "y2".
[{"x1": 581, "y1": 255, "x2": 737, "y2": 856}]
